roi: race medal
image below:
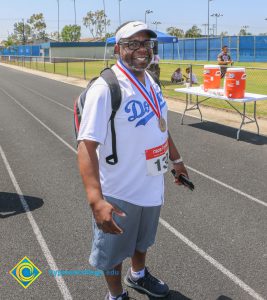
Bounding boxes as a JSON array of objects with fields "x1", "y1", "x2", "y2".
[{"x1": 159, "y1": 117, "x2": 167, "y2": 132}]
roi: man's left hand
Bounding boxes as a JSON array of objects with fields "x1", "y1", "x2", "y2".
[{"x1": 172, "y1": 162, "x2": 189, "y2": 186}]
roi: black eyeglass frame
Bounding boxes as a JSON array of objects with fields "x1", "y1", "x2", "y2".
[{"x1": 118, "y1": 40, "x2": 155, "y2": 50}]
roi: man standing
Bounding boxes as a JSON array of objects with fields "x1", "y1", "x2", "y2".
[
  {"x1": 217, "y1": 45, "x2": 233, "y2": 78},
  {"x1": 147, "y1": 40, "x2": 160, "y2": 79},
  {"x1": 77, "y1": 21, "x2": 188, "y2": 300}
]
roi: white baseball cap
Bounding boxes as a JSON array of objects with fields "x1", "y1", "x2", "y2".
[{"x1": 115, "y1": 21, "x2": 157, "y2": 43}]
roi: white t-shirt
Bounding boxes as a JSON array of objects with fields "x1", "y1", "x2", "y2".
[
  {"x1": 188, "y1": 72, "x2": 198, "y2": 84},
  {"x1": 77, "y1": 63, "x2": 168, "y2": 206},
  {"x1": 150, "y1": 54, "x2": 160, "y2": 65}
]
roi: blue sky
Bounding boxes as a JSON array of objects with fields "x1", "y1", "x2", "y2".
[{"x1": 0, "y1": 0, "x2": 267, "y2": 40}]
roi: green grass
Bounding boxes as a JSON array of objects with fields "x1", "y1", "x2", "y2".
[
  {"x1": 4, "y1": 58, "x2": 267, "y2": 117},
  {"x1": 23, "y1": 60, "x2": 108, "y2": 79},
  {"x1": 159, "y1": 60, "x2": 267, "y2": 117}
]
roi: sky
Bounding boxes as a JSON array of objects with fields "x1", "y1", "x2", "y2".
[{"x1": 0, "y1": 0, "x2": 267, "y2": 40}]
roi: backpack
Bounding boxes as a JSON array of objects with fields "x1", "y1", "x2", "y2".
[{"x1": 74, "y1": 67, "x2": 161, "y2": 165}]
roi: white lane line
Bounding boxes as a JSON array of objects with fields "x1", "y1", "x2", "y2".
[
  {"x1": 3, "y1": 86, "x2": 266, "y2": 209},
  {"x1": 159, "y1": 218, "x2": 265, "y2": 300},
  {"x1": 1, "y1": 88, "x2": 76, "y2": 154},
  {"x1": 2, "y1": 87, "x2": 266, "y2": 299},
  {"x1": 16, "y1": 83, "x2": 73, "y2": 112},
  {"x1": 0, "y1": 146, "x2": 73, "y2": 300},
  {"x1": 187, "y1": 165, "x2": 267, "y2": 207}
]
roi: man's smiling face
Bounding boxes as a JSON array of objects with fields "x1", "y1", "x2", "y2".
[{"x1": 118, "y1": 31, "x2": 153, "y2": 72}]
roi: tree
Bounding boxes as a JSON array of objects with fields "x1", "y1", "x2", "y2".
[
  {"x1": 13, "y1": 21, "x2": 31, "y2": 44},
  {"x1": 3, "y1": 36, "x2": 16, "y2": 47},
  {"x1": 98, "y1": 32, "x2": 115, "y2": 42},
  {"x1": 238, "y1": 28, "x2": 252, "y2": 36},
  {"x1": 104, "y1": 32, "x2": 114, "y2": 38},
  {"x1": 185, "y1": 25, "x2": 202, "y2": 38},
  {"x1": 83, "y1": 10, "x2": 110, "y2": 38},
  {"x1": 220, "y1": 31, "x2": 228, "y2": 37},
  {"x1": 61, "y1": 25, "x2": 81, "y2": 42},
  {"x1": 166, "y1": 27, "x2": 184, "y2": 38},
  {"x1": 49, "y1": 31, "x2": 61, "y2": 41},
  {"x1": 27, "y1": 13, "x2": 47, "y2": 40}
]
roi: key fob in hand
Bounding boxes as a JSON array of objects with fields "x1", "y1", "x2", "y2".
[{"x1": 171, "y1": 169, "x2": 195, "y2": 191}]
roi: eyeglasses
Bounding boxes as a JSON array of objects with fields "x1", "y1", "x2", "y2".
[{"x1": 119, "y1": 40, "x2": 155, "y2": 50}]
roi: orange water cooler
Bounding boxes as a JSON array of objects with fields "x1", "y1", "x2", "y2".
[
  {"x1": 224, "y1": 68, "x2": 246, "y2": 99},
  {"x1": 203, "y1": 65, "x2": 221, "y2": 91}
]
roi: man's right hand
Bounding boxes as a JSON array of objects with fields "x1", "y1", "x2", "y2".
[{"x1": 91, "y1": 199, "x2": 126, "y2": 234}]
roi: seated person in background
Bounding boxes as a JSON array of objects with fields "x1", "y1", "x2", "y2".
[
  {"x1": 171, "y1": 67, "x2": 184, "y2": 84},
  {"x1": 183, "y1": 67, "x2": 198, "y2": 84}
]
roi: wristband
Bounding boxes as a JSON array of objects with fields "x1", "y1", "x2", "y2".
[{"x1": 172, "y1": 157, "x2": 183, "y2": 164}]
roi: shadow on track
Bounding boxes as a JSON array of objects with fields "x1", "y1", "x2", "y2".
[
  {"x1": 147, "y1": 291, "x2": 233, "y2": 299},
  {"x1": 187, "y1": 121, "x2": 267, "y2": 145},
  {"x1": 216, "y1": 296, "x2": 233, "y2": 300},
  {"x1": 139, "y1": 289, "x2": 192, "y2": 300},
  {"x1": 0, "y1": 192, "x2": 44, "y2": 218}
]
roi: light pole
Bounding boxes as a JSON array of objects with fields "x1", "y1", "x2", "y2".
[
  {"x1": 207, "y1": 0, "x2": 213, "y2": 60},
  {"x1": 202, "y1": 23, "x2": 208, "y2": 36},
  {"x1": 22, "y1": 18, "x2": 26, "y2": 45},
  {"x1": 103, "y1": 0, "x2": 106, "y2": 36},
  {"x1": 152, "y1": 21, "x2": 161, "y2": 31},
  {"x1": 211, "y1": 13, "x2": 223, "y2": 36},
  {"x1": 118, "y1": 0, "x2": 122, "y2": 25},
  {"x1": 211, "y1": 24, "x2": 216, "y2": 36},
  {"x1": 57, "y1": 0, "x2": 59, "y2": 41},
  {"x1": 73, "y1": 0, "x2": 76, "y2": 26},
  {"x1": 145, "y1": 9, "x2": 153, "y2": 24},
  {"x1": 207, "y1": 0, "x2": 213, "y2": 39}
]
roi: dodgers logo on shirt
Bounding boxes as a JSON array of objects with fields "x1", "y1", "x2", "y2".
[{"x1": 125, "y1": 90, "x2": 166, "y2": 127}]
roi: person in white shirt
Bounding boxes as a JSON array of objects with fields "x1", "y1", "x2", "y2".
[
  {"x1": 77, "y1": 21, "x2": 188, "y2": 300},
  {"x1": 183, "y1": 67, "x2": 198, "y2": 84}
]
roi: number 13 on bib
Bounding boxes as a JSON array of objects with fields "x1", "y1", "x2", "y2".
[{"x1": 145, "y1": 140, "x2": 169, "y2": 176}]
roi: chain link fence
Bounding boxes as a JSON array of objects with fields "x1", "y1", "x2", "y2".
[
  {"x1": 1, "y1": 55, "x2": 267, "y2": 117},
  {"x1": 0, "y1": 55, "x2": 108, "y2": 80}
]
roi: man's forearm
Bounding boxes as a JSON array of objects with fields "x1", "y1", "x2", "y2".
[
  {"x1": 168, "y1": 131, "x2": 182, "y2": 161},
  {"x1": 77, "y1": 141, "x2": 103, "y2": 207}
]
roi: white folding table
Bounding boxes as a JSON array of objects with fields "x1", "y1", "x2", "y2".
[{"x1": 175, "y1": 87, "x2": 267, "y2": 140}]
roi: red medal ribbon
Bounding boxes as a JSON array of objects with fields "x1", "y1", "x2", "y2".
[{"x1": 116, "y1": 62, "x2": 161, "y2": 119}]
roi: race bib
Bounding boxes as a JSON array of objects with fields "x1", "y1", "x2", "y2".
[{"x1": 145, "y1": 140, "x2": 169, "y2": 176}]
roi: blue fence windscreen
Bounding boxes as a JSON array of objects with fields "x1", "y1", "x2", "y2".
[
  {"x1": 1, "y1": 36, "x2": 267, "y2": 62},
  {"x1": 0, "y1": 45, "x2": 41, "y2": 56},
  {"x1": 158, "y1": 43, "x2": 179, "y2": 60},
  {"x1": 177, "y1": 36, "x2": 267, "y2": 62}
]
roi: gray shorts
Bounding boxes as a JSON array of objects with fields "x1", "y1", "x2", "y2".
[{"x1": 89, "y1": 196, "x2": 161, "y2": 271}]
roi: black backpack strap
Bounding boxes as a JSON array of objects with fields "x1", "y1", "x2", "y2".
[
  {"x1": 146, "y1": 69, "x2": 162, "y2": 88},
  {"x1": 100, "y1": 68, "x2": 122, "y2": 165}
]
